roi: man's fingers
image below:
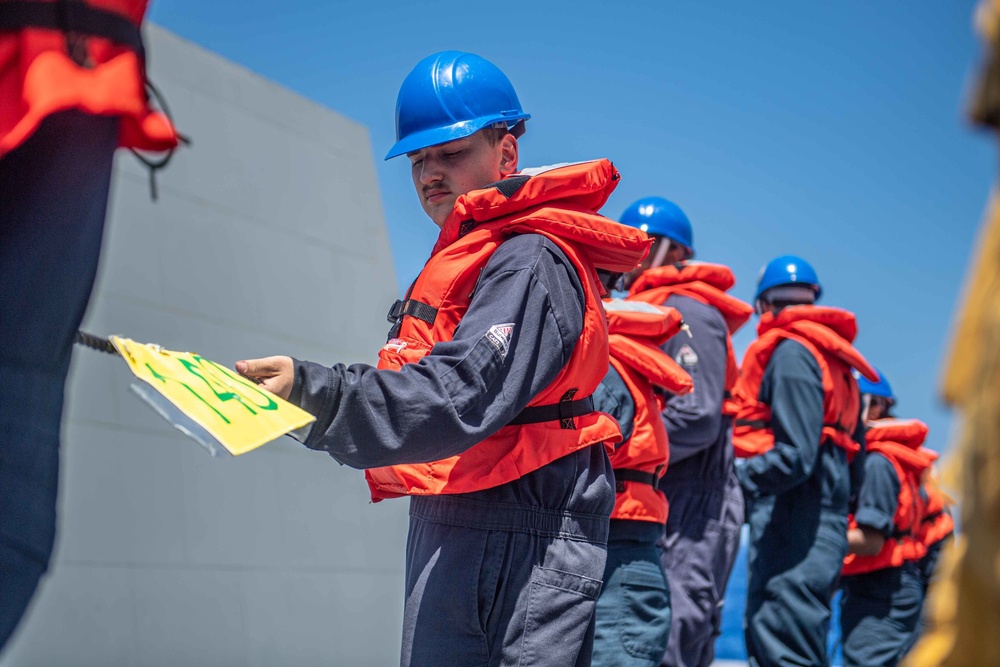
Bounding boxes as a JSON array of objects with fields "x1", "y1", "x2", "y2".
[{"x1": 236, "y1": 356, "x2": 282, "y2": 378}]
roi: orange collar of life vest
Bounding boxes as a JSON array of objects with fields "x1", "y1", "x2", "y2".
[
  {"x1": 604, "y1": 299, "x2": 694, "y2": 396},
  {"x1": 866, "y1": 419, "x2": 938, "y2": 471},
  {"x1": 628, "y1": 262, "x2": 752, "y2": 335},
  {"x1": 432, "y1": 159, "x2": 652, "y2": 274},
  {"x1": 757, "y1": 306, "x2": 879, "y2": 382}
]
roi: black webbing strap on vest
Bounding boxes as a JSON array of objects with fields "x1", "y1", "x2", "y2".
[
  {"x1": 509, "y1": 389, "x2": 592, "y2": 430},
  {"x1": 0, "y1": 1, "x2": 144, "y2": 53},
  {"x1": 921, "y1": 510, "x2": 943, "y2": 525},
  {"x1": 890, "y1": 527, "x2": 913, "y2": 541},
  {"x1": 614, "y1": 467, "x2": 663, "y2": 493},
  {"x1": 735, "y1": 418, "x2": 851, "y2": 434},
  {"x1": 386, "y1": 298, "x2": 438, "y2": 326}
]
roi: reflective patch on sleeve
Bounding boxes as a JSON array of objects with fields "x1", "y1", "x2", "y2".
[{"x1": 485, "y1": 323, "x2": 515, "y2": 361}]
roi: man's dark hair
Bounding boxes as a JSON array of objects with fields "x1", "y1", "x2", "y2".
[{"x1": 480, "y1": 124, "x2": 510, "y2": 146}]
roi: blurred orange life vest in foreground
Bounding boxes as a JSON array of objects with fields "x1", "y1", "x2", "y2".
[
  {"x1": 842, "y1": 418, "x2": 937, "y2": 576},
  {"x1": 728, "y1": 306, "x2": 877, "y2": 459},
  {"x1": 365, "y1": 160, "x2": 652, "y2": 502},
  {"x1": 604, "y1": 299, "x2": 693, "y2": 524},
  {"x1": 0, "y1": 0, "x2": 177, "y2": 157}
]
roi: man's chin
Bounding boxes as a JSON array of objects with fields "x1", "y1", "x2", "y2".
[{"x1": 427, "y1": 200, "x2": 456, "y2": 227}]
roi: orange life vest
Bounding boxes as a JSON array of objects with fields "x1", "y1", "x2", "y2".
[
  {"x1": 364, "y1": 160, "x2": 652, "y2": 502},
  {"x1": 0, "y1": 0, "x2": 177, "y2": 157},
  {"x1": 919, "y1": 473, "x2": 955, "y2": 548},
  {"x1": 604, "y1": 299, "x2": 693, "y2": 524},
  {"x1": 729, "y1": 306, "x2": 878, "y2": 459},
  {"x1": 628, "y1": 262, "x2": 753, "y2": 400},
  {"x1": 842, "y1": 418, "x2": 937, "y2": 575}
]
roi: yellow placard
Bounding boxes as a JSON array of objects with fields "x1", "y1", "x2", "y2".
[{"x1": 110, "y1": 336, "x2": 315, "y2": 456}]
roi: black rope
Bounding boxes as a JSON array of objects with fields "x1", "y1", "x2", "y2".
[
  {"x1": 74, "y1": 331, "x2": 119, "y2": 355},
  {"x1": 129, "y1": 80, "x2": 191, "y2": 200}
]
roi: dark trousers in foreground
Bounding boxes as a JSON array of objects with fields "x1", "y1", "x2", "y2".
[
  {"x1": 402, "y1": 495, "x2": 607, "y2": 667},
  {"x1": 660, "y1": 474, "x2": 744, "y2": 667},
  {"x1": 593, "y1": 530, "x2": 672, "y2": 667},
  {"x1": 744, "y1": 498, "x2": 847, "y2": 667},
  {"x1": 0, "y1": 110, "x2": 118, "y2": 651},
  {"x1": 841, "y1": 562, "x2": 924, "y2": 667}
]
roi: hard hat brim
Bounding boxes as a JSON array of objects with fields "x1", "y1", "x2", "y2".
[{"x1": 385, "y1": 113, "x2": 531, "y2": 160}]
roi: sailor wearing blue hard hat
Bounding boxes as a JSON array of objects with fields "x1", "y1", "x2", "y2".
[
  {"x1": 733, "y1": 254, "x2": 873, "y2": 667},
  {"x1": 238, "y1": 51, "x2": 651, "y2": 666},
  {"x1": 618, "y1": 196, "x2": 694, "y2": 278},
  {"x1": 753, "y1": 254, "x2": 822, "y2": 314},
  {"x1": 839, "y1": 366, "x2": 930, "y2": 667},
  {"x1": 614, "y1": 197, "x2": 752, "y2": 667},
  {"x1": 386, "y1": 51, "x2": 529, "y2": 227}
]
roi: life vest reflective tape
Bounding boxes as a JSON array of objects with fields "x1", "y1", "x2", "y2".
[
  {"x1": 729, "y1": 306, "x2": 876, "y2": 459},
  {"x1": 364, "y1": 160, "x2": 651, "y2": 501}
]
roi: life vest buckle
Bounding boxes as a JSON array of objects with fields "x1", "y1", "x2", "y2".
[{"x1": 386, "y1": 299, "x2": 404, "y2": 324}]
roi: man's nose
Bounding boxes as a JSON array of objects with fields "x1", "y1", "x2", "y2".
[{"x1": 419, "y1": 159, "x2": 443, "y2": 185}]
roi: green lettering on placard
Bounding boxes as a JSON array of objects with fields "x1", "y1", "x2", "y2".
[{"x1": 146, "y1": 362, "x2": 231, "y2": 424}]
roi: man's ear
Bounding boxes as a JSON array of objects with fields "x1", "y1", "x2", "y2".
[{"x1": 499, "y1": 134, "x2": 519, "y2": 176}]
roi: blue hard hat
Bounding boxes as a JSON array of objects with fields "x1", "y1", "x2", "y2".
[
  {"x1": 619, "y1": 197, "x2": 694, "y2": 252},
  {"x1": 754, "y1": 255, "x2": 822, "y2": 302},
  {"x1": 385, "y1": 51, "x2": 531, "y2": 160},
  {"x1": 854, "y1": 367, "x2": 895, "y2": 401}
]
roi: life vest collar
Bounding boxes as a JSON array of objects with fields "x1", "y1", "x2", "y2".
[
  {"x1": 605, "y1": 301, "x2": 693, "y2": 396},
  {"x1": 630, "y1": 261, "x2": 736, "y2": 293},
  {"x1": 758, "y1": 305, "x2": 857, "y2": 341},
  {"x1": 604, "y1": 298, "x2": 685, "y2": 345},
  {"x1": 866, "y1": 418, "x2": 931, "y2": 450},
  {"x1": 757, "y1": 305, "x2": 879, "y2": 382},
  {"x1": 432, "y1": 160, "x2": 651, "y2": 274},
  {"x1": 628, "y1": 261, "x2": 753, "y2": 335}
]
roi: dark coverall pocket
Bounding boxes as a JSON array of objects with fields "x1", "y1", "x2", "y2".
[
  {"x1": 620, "y1": 561, "x2": 671, "y2": 660},
  {"x1": 519, "y1": 565, "x2": 602, "y2": 667}
]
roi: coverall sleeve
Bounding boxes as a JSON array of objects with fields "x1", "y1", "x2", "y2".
[
  {"x1": 287, "y1": 234, "x2": 585, "y2": 469},
  {"x1": 736, "y1": 340, "x2": 825, "y2": 497},
  {"x1": 659, "y1": 296, "x2": 728, "y2": 463},
  {"x1": 593, "y1": 363, "x2": 636, "y2": 448},
  {"x1": 854, "y1": 453, "x2": 900, "y2": 536}
]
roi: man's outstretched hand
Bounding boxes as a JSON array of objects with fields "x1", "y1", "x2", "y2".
[{"x1": 236, "y1": 356, "x2": 294, "y2": 400}]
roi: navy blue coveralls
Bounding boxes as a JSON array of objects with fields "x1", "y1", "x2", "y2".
[
  {"x1": 840, "y1": 452, "x2": 924, "y2": 667},
  {"x1": 591, "y1": 365, "x2": 672, "y2": 667},
  {"x1": 0, "y1": 110, "x2": 120, "y2": 651},
  {"x1": 290, "y1": 234, "x2": 612, "y2": 667},
  {"x1": 657, "y1": 294, "x2": 745, "y2": 667},
  {"x1": 736, "y1": 340, "x2": 863, "y2": 667}
]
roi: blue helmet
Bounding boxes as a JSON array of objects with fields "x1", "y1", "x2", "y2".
[
  {"x1": 855, "y1": 367, "x2": 895, "y2": 401},
  {"x1": 754, "y1": 254, "x2": 822, "y2": 302},
  {"x1": 619, "y1": 197, "x2": 694, "y2": 253},
  {"x1": 385, "y1": 51, "x2": 531, "y2": 160}
]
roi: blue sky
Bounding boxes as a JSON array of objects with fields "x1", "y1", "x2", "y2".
[{"x1": 150, "y1": 0, "x2": 991, "y2": 450}]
